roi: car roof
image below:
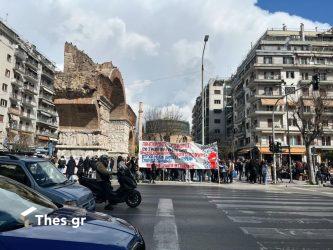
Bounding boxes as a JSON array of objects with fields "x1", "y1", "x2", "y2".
[{"x1": 0, "y1": 154, "x2": 49, "y2": 163}]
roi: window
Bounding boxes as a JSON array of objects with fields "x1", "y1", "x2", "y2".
[
  {"x1": 214, "y1": 90, "x2": 221, "y2": 94},
  {"x1": 297, "y1": 135, "x2": 302, "y2": 145},
  {"x1": 301, "y1": 72, "x2": 309, "y2": 80},
  {"x1": 5, "y1": 69, "x2": 10, "y2": 78},
  {"x1": 264, "y1": 87, "x2": 273, "y2": 95},
  {"x1": 2, "y1": 83, "x2": 7, "y2": 92},
  {"x1": 267, "y1": 119, "x2": 273, "y2": 127},
  {"x1": 7, "y1": 54, "x2": 12, "y2": 63},
  {"x1": 0, "y1": 115, "x2": 3, "y2": 123},
  {"x1": 264, "y1": 71, "x2": 274, "y2": 80},
  {"x1": 286, "y1": 71, "x2": 294, "y2": 79},
  {"x1": 214, "y1": 100, "x2": 221, "y2": 104},
  {"x1": 245, "y1": 137, "x2": 250, "y2": 144},
  {"x1": 283, "y1": 57, "x2": 294, "y2": 64},
  {"x1": 317, "y1": 58, "x2": 325, "y2": 64},
  {"x1": 300, "y1": 58, "x2": 308, "y2": 65},
  {"x1": 214, "y1": 119, "x2": 221, "y2": 124},
  {"x1": 213, "y1": 109, "x2": 222, "y2": 114},
  {"x1": 322, "y1": 136, "x2": 331, "y2": 146},
  {"x1": 288, "y1": 119, "x2": 297, "y2": 126},
  {"x1": 264, "y1": 56, "x2": 273, "y2": 64},
  {"x1": 215, "y1": 129, "x2": 220, "y2": 134},
  {"x1": 319, "y1": 73, "x2": 327, "y2": 81},
  {"x1": 0, "y1": 99, "x2": 7, "y2": 107},
  {"x1": 0, "y1": 164, "x2": 31, "y2": 186}
]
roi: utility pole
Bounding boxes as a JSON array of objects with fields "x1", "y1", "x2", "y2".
[{"x1": 201, "y1": 35, "x2": 209, "y2": 145}]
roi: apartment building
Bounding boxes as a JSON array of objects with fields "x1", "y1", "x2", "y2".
[
  {"x1": 231, "y1": 23, "x2": 333, "y2": 162},
  {"x1": 192, "y1": 78, "x2": 230, "y2": 147},
  {"x1": 0, "y1": 20, "x2": 57, "y2": 150}
]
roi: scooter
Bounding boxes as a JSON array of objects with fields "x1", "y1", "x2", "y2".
[{"x1": 78, "y1": 169, "x2": 142, "y2": 208}]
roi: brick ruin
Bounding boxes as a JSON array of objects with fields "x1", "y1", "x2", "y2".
[{"x1": 54, "y1": 42, "x2": 136, "y2": 158}]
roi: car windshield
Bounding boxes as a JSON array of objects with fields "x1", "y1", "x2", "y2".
[
  {"x1": 26, "y1": 161, "x2": 68, "y2": 187},
  {"x1": 0, "y1": 177, "x2": 56, "y2": 232}
]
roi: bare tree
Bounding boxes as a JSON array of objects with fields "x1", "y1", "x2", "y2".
[
  {"x1": 144, "y1": 106, "x2": 187, "y2": 142},
  {"x1": 291, "y1": 92, "x2": 327, "y2": 184}
]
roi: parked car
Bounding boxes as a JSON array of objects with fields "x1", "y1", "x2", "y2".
[
  {"x1": 0, "y1": 175, "x2": 145, "y2": 250},
  {"x1": 0, "y1": 154, "x2": 95, "y2": 211}
]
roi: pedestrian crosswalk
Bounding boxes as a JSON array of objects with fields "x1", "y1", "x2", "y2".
[{"x1": 203, "y1": 190, "x2": 333, "y2": 249}]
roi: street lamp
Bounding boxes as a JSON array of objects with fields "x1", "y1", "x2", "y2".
[{"x1": 201, "y1": 35, "x2": 209, "y2": 145}]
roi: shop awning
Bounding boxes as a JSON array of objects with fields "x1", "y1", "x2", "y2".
[
  {"x1": 237, "y1": 148, "x2": 251, "y2": 154},
  {"x1": 261, "y1": 99, "x2": 285, "y2": 106},
  {"x1": 259, "y1": 146, "x2": 306, "y2": 155}
]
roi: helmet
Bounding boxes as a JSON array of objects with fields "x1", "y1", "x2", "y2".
[{"x1": 99, "y1": 155, "x2": 109, "y2": 167}]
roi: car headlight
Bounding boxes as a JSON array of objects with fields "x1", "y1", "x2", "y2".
[{"x1": 64, "y1": 200, "x2": 78, "y2": 206}]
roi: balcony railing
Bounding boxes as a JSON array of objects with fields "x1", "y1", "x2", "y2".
[
  {"x1": 11, "y1": 78, "x2": 23, "y2": 87},
  {"x1": 41, "y1": 81, "x2": 55, "y2": 92},
  {"x1": 42, "y1": 70, "x2": 54, "y2": 79},
  {"x1": 20, "y1": 112, "x2": 35, "y2": 120},
  {"x1": 38, "y1": 106, "x2": 57, "y2": 116},
  {"x1": 37, "y1": 130, "x2": 58, "y2": 138},
  {"x1": 39, "y1": 93, "x2": 53, "y2": 102},
  {"x1": 8, "y1": 107, "x2": 21, "y2": 116},
  {"x1": 10, "y1": 93, "x2": 21, "y2": 101},
  {"x1": 37, "y1": 117, "x2": 57, "y2": 127},
  {"x1": 26, "y1": 58, "x2": 38, "y2": 68},
  {"x1": 23, "y1": 84, "x2": 38, "y2": 94},
  {"x1": 25, "y1": 71, "x2": 38, "y2": 81},
  {"x1": 22, "y1": 99, "x2": 37, "y2": 107}
]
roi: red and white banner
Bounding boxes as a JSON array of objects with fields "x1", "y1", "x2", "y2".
[{"x1": 138, "y1": 141, "x2": 218, "y2": 169}]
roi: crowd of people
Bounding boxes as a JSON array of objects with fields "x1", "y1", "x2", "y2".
[{"x1": 51, "y1": 155, "x2": 332, "y2": 185}]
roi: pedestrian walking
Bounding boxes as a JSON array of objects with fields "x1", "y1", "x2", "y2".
[
  {"x1": 66, "y1": 156, "x2": 76, "y2": 178},
  {"x1": 57, "y1": 156, "x2": 66, "y2": 174},
  {"x1": 77, "y1": 157, "x2": 84, "y2": 176},
  {"x1": 228, "y1": 160, "x2": 235, "y2": 183},
  {"x1": 151, "y1": 161, "x2": 157, "y2": 184},
  {"x1": 83, "y1": 156, "x2": 90, "y2": 177},
  {"x1": 262, "y1": 160, "x2": 268, "y2": 185}
]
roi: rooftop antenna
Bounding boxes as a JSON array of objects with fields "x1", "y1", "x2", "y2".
[{"x1": 5, "y1": 13, "x2": 8, "y2": 24}]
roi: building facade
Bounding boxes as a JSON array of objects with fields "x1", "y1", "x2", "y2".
[
  {"x1": 230, "y1": 24, "x2": 333, "y2": 162},
  {"x1": 54, "y1": 42, "x2": 136, "y2": 158},
  {"x1": 144, "y1": 119, "x2": 191, "y2": 143},
  {"x1": 192, "y1": 78, "x2": 230, "y2": 147},
  {"x1": 0, "y1": 21, "x2": 57, "y2": 150}
]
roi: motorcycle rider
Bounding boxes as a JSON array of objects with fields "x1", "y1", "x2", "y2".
[{"x1": 96, "y1": 155, "x2": 115, "y2": 210}]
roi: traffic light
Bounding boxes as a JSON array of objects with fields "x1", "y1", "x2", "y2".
[
  {"x1": 269, "y1": 141, "x2": 274, "y2": 152},
  {"x1": 275, "y1": 142, "x2": 282, "y2": 153},
  {"x1": 312, "y1": 74, "x2": 319, "y2": 91}
]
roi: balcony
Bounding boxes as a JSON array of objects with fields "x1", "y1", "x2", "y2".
[
  {"x1": 11, "y1": 78, "x2": 23, "y2": 87},
  {"x1": 39, "y1": 94, "x2": 54, "y2": 106},
  {"x1": 25, "y1": 58, "x2": 38, "y2": 70},
  {"x1": 38, "y1": 106, "x2": 57, "y2": 116},
  {"x1": 8, "y1": 107, "x2": 21, "y2": 116},
  {"x1": 41, "y1": 81, "x2": 55, "y2": 94},
  {"x1": 37, "y1": 117, "x2": 57, "y2": 128},
  {"x1": 22, "y1": 99, "x2": 37, "y2": 107},
  {"x1": 20, "y1": 112, "x2": 36, "y2": 120},
  {"x1": 37, "y1": 130, "x2": 58, "y2": 139},
  {"x1": 19, "y1": 125, "x2": 34, "y2": 133},
  {"x1": 42, "y1": 70, "x2": 54, "y2": 80},
  {"x1": 25, "y1": 71, "x2": 38, "y2": 82},
  {"x1": 9, "y1": 93, "x2": 21, "y2": 102},
  {"x1": 15, "y1": 50, "x2": 27, "y2": 60},
  {"x1": 248, "y1": 109, "x2": 285, "y2": 117},
  {"x1": 253, "y1": 125, "x2": 286, "y2": 133},
  {"x1": 14, "y1": 63, "x2": 25, "y2": 74},
  {"x1": 23, "y1": 84, "x2": 38, "y2": 95}
]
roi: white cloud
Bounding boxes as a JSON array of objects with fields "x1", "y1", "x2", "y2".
[{"x1": 2, "y1": 0, "x2": 331, "y2": 124}]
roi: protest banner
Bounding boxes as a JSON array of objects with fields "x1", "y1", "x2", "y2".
[{"x1": 138, "y1": 141, "x2": 218, "y2": 169}]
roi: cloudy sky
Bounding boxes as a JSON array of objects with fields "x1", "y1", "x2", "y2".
[{"x1": 0, "y1": 0, "x2": 331, "y2": 122}]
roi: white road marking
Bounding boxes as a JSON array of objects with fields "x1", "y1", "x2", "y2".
[
  {"x1": 227, "y1": 216, "x2": 333, "y2": 224},
  {"x1": 153, "y1": 198, "x2": 179, "y2": 250},
  {"x1": 215, "y1": 203, "x2": 333, "y2": 211},
  {"x1": 209, "y1": 199, "x2": 333, "y2": 205},
  {"x1": 240, "y1": 227, "x2": 333, "y2": 240}
]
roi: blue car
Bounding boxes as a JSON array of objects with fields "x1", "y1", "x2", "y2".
[
  {"x1": 0, "y1": 175, "x2": 145, "y2": 250},
  {"x1": 0, "y1": 154, "x2": 95, "y2": 210}
]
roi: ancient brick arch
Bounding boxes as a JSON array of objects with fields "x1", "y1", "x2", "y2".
[{"x1": 55, "y1": 42, "x2": 136, "y2": 158}]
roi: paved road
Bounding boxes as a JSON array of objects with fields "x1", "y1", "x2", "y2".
[{"x1": 97, "y1": 184, "x2": 333, "y2": 250}]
